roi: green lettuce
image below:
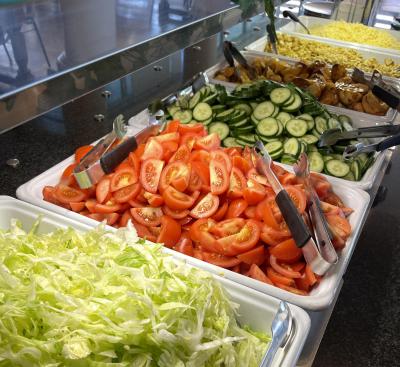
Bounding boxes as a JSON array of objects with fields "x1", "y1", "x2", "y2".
[{"x1": 0, "y1": 220, "x2": 270, "y2": 366}]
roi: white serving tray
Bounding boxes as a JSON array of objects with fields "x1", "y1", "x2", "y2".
[
  {"x1": 16, "y1": 130, "x2": 370, "y2": 310},
  {"x1": 206, "y1": 50, "x2": 398, "y2": 126},
  {"x1": 0, "y1": 196, "x2": 310, "y2": 367},
  {"x1": 279, "y1": 15, "x2": 400, "y2": 56}
]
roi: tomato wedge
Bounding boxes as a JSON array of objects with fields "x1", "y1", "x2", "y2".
[
  {"x1": 202, "y1": 252, "x2": 241, "y2": 268},
  {"x1": 114, "y1": 182, "x2": 141, "y2": 203},
  {"x1": 110, "y1": 166, "x2": 138, "y2": 192},
  {"x1": 248, "y1": 264, "x2": 273, "y2": 285},
  {"x1": 60, "y1": 163, "x2": 77, "y2": 186},
  {"x1": 96, "y1": 177, "x2": 111, "y2": 204},
  {"x1": 210, "y1": 218, "x2": 246, "y2": 237},
  {"x1": 243, "y1": 179, "x2": 266, "y2": 205},
  {"x1": 157, "y1": 215, "x2": 181, "y2": 248},
  {"x1": 75, "y1": 145, "x2": 93, "y2": 163},
  {"x1": 173, "y1": 234, "x2": 194, "y2": 256},
  {"x1": 54, "y1": 184, "x2": 86, "y2": 204},
  {"x1": 162, "y1": 186, "x2": 197, "y2": 210},
  {"x1": 131, "y1": 207, "x2": 163, "y2": 226},
  {"x1": 194, "y1": 133, "x2": 220, "y2": 151},
  {"x1": 232, "y1": 155, "x2": 251, "y2": 174},
  {"x1": 154, "y1": 132, "x2": 179, "y2": 144},
  {"x1": 226, "y1": 199, "x2": 248, "y2": 219},
  {"x1": 162, "y1": 206, "x2": 190, "y2": 219},
  {"x1": 119, "y1": 210, "x2": 133, "y2": 227},
  {"x1": 211, "y1": 200, "x2": 229, "y2": 221},
  {"x1": 94, "y1": 200, "x2": 121, "y2": 214},
  {"x1": 43, "y1": 186, "x2": 64, "y2": 206},
  {"x1": 140, "y1": 138, "x2": 164, "y2": 161},
  {"x1": 256, "y1": 199, "x2": 280, "y2": 230},
  {"x1": 326, "y1": 215, "x2": 351, "y2": 239},
  {"x1": 169, "y1": 144, "x2": 191, "y2": 163},
  {"x1": 140, "y1": 159, "x2": 164, "y2": 194},
  {"x1": 159, "y1": 162, "x2": 190, "y2": 192},
  {"x1": 284, "y1": 185, "x2": 307, "y2": 214},
  {"x1": 237, "y1": 246, "x2": 266, "y2": 266},
  {"x1": 70, "y1": 201, "x2": 85, "y2": 212},
  {"x1": 191, "y1": 161, "x2": 210, "y2": 191},
  {"x1": 210, "y1": 159, "x2": 229, "y2": 195},
  {"x1": 143, "y1": 192, "x2": 164, "y2": 207},
  {"x1": 178, "y1": 123, "x2": 206, "y2": 135},
  {"x1": 227, "y1": 167, "x2": 246, "y2": 198},
  {"x1": 210, "y1": 150, "x2": 232, "y2": 174},
  {"x1": 269, "y1": 238, "x2": 302, "y2": 262},
  {"x1": 190, "y1": 193, "x2": 219, "y2": 219},
  {"x1": 270, "y1": 255, "x2": 301, "y2": 278},
  {"x1": 266, "y1": 267, "x2": 296, "y2": 287}
]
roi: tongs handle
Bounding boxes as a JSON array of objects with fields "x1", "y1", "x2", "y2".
[
  {"x1": 282, "y1": 10, "x2": 310, "y2": 34},
  {"x1": 377, "y1": 133, "x2": 400, "y2": 151},
  {"x1": 223, "y1": 41, "x2": 256, "y2": 78},
  {"x1": 101, "y1": 136, "x2": 138, "y2": 174}
]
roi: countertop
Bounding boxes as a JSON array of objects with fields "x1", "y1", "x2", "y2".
[{"x1": 1, "y1": 101, "x2": 399, "y2": 366}]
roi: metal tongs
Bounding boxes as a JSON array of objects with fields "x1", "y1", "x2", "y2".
[
  {"x1": 352, "y1": 68, "x2": 400, "y2": 111},
  {"x1": 293, "y1": 153, "x2": 338, "y2": 266},
  {"x1": 254, "y1": 142, "x2": 335, "y2": 275},
  {"x1": 343, "y1": 134, "x2": 400, "y2": 159},
  {"x1": 282, "y1": 10, "x2": 311, "y2": 34},
  {"x1": 223, "y1": 41, "x2": 257, "y2": 79},
  {"x1": 74, "y1": 73, "x2": 209, "y2": 189}
]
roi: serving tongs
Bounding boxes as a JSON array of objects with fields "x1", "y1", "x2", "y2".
[
  {"x1": 282, "y1": 10, "x2": 311, "y2": 34},
  {"x1": 254, "y1": 142, "x2": 334, "y2": 275},
  {"x1": 259, "y1": 301, "x2": 292, "y2": 367},
  {"x1": 223, "y1": 41, "x2": 257, "y2": 80},
  {"x1": 318, "y1": 124, "x2": 400, "y2": 147},
  {"x1": 352, "y1": 68, "x2": 400, "y2": 112},
  {"x1": 293, "y1": 153, "x2": 338, "y2": 266}
]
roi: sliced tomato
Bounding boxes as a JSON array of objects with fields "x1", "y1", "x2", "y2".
[
  {"x1": 70, "y1": 201, "x2": 85, "y2": 212},
  {"x1": 119, "y1": 210, "x2": 133, "y2": 227},
  {"x1": 284, "y1": 185, "x2": 307, "y2": 214},
  {"x1": 225, "y1": 147, "x2": 242, "y2": 157},
  {"x1": 104, "y1": 212, "x2": 120, "y2": 226},
  {"x1": 189, "y1": 218, "x2": 215, "y2": 242},
  {"x1": 114, "y1": 183, "x2": 141, "y2": 204},
  {"x1": 270, "y1": 255, "x2": 301, "y2": 278},
  {"x1": 110, "y1": 166, "x2": 138, "y2": 192},
  {"x1": 190, "y1": 150, "x2": 210, "y2": 164},
  {"x1": 178, "y1": 123, "x2": 206, "y2": 135},
  {"x1": 275, "y1": 282, "x2": 308, "y2": 295},
  {"x1": 232, "y1": 155, "x2": 251, "y2": 174},
  {"x1": 246, "y1": 168, "x2": 269, "y2": 186},
  {"x1": 190, "y1": 193, "x2": 219, "y2": 219},
  {"x1": 173, "y1": 234, "x2": 194, "y2": 256},
  {"x1": 266, "y1": 267, "x2": 296, "y2": 286},
  {"x1": 305, "y1": 264, "x2": 317, "y2": 287},
  {"x1": 280, "y1": 172, "x2": 297, "y2": 185},
  {"x1": 60, "y1": 163, "x2": 77, "y2": 186},
  {"x1": 210, "y1": 218, "x2": 246, "y2": 237},
  {"x1": 261, "y1": 224, "x2": 291, "y2": 246},
  {"x1": 131, "y1": 207, "x2": 163, "y2": 226},
  {"x1": 85, "y1": 199, "x2": 97, "y2": 213},
  {"x1": 191, "y1": 161, "x2": 210, "y2": 191},
  {"x1": 227, "y1": 167, "x2": 246, "y2": 198},
  {"x1": 210, "y1": 150, "x2": 232, "y2": 174},
  {"x1": 75, "y1": 145, "x2": 93, "y2": 163},
  {"x1": 140, "y1": 138, "x2": 164, "y2": 161},
  {"x1": 243, "y1": 179, "x2": 266, "y2": 205},
  {"x1": 313, "y1": 179, "x2": 331, "y2": 199},
  {"x1": 194, "y1": 133, "x2": 220, "y2": 151},
  {"x1": 134, "y1": 143, "x2": 146, "y2": 161},
  {"x1": 163, "y1": 120, "x2": 180, "y2": 133},
  {"x1": 180, "y1": 133, "x2": 198, "y2": 150},
  {"x1": 127, "y1": 152, "x2": 140, "y2": 176},
  {"x1": 209, "y1": 159, "x2": 229, "y2": 195},
  {"x1": 131, "y1": 219, "x2": 157, "y2": 242},
  {"x1": 217, "y1": 219, "x2": 261, "y2": 256},
  {"x1": 54, "y1": 184, "x2": 86, "y2": 204},
  {"x1": 159, "y1": 162, "x2": 190, "y2": 192},
  {"x1": 269, "y1": 238, "x2": 302, "y2": 262},
  {"x1": 96, "y1": 177, "x2": 111, "y2": 204},
  {"x1": 169, "y1": 144, "x2": 191, "y2": 163},
  {"x1": 161, "y1": 141, "x2": 179, "y2": 161},
  {"x1": 94, "y1": 199, "x2": 121, "y2": 214},
  {"x1": 154, "y1": 132, "x2": 180, "y2": 144},
  {"x1": 139, "y1": 159, "x2": 164, "y2": 194},
  {"x1": 326, "y1": 215, "x2": 351, "y2": 239},
  {"x1": 157, "y1": 215, "x2": 181, "y2": 248},
  {"x1": 324, "y1": 192, "x2": 345, "y2": 208},
  {"x1": 226, "y1": 199, "x2": 248, "y2": 219},
  {"x1": 248, "y1": 264, "x2": 273, "y2": 285},
  {"x1": 237, "y1": 246, "x2": 265, "y2": 266},
  {"x1": 187, "y1": 166, "x2": 202, "y2": 192},
  {"x1": 162, "y1": 206, "x2": 189, "y2": 219},
  {"x1": 143, "y1": 192, "x2": 164, "y2": 207},
  {"x1": 202, "y1": 252, "x2": 241, "y2": 268},
  {"x1": 43, "y1": 186, "x2": 62, "y2": 206},
  {"x1": 256, "y1": 199, "x2": 280, "y2": 230},
  {"x1": 244, "y1": 205, "x2": 257, "y2": 219},
  {"x1": 162, "y1": 186, "x2": 196, "y2": 210},
  {"x1": 87, "y1": 213, "x2": 105, "y2": 222},
  {"x1": 211, "y1": 200, "x2": 229, "y2": 221}
]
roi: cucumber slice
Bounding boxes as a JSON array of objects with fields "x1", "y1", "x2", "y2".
[
  {"x1": 315, "y1": 116, "x2": 328, "y2": 134},
  {"x1": 216, "y1": 108, "x2": 235, "y2": 122},
  {"x1": 276, "y1": 112, "x2": 292, "y2": 125},
  {"x1": 282, "y1": 93, "x2": 302, "y2": 112},
  {"x1": 265, "y1": 141, "x2": 283, "y2": 155},
  {"x1": 342, "y1": 171, "x2": 355, "y2": 181},
  {"x1": 350, "y1": 160, "x2": 361, "y2": 181},
  {"x1": 307, "y1": 145, "x2": 318, "y2": 152},
  {"x1": 306, "y1": 118, "x2": 315, "y2": 131},
  {"x1": 202, "y1": 92, "x2": 218, "y2": 104},
  {"x1": 276, "y1": 120, "x2": 284, "y2": 137},
  {"x1": 323, "y1": 155, "x2": 334, "y2": 162},
  {"x1": 211, "y1": 104, "x2": 225, "y2": 114},
  {"x1": 300, "y1": 134, "x2": 319, "y2": 145},
  {"x1": 297, "y1": 113, "x2": 314, "y2": 122},
  {"x1": 361, "y1": 155, "x2": 375, "y2": 174},
  {"x1": 223, "y1": 137, "x2": 241, "y2": 147},
  {"x1": 199, "y1": 86, "x2": 211, "y2": 99},
  {"x1": 328, "y1": 117, "x2": 341, "y2": 130},
  {"x1": 201, "y1": 117, "x2": 213, "y2": 126},
  {"x1": 272, "y1": 105, "x2": 280, "y2": 118},
  {"x1": 231, "y1": 118, "x2": 250, "y2": 128},
  {"x1": 281, "y1": 154, "x2": 297, "y2": 165},
  {"x1": 233, "y1": 125, "x2": 255, "y2": 135},
  {"x1": 256, "y1": 117, "x2": 279, "y2": 137},
  {"x1": 258, "y1": 135, "x2": 280, "y2": 143},
  {"x1": 193, "y1": 102, "x2": 212, "y2": 122},
  {"x1": 283, "y1": 138, "x2": 300, "y2": 157},
  {"x1": 167, "y1": 105, "x2": 180, "y2": 116},
  {"x1": 338, "y1": 115, "x2": 352, "y2": 124},
  {"x1": 235, "y1": 134, "x2": 257, "y2": 144},
  {"x1": 173, "y1": 109, "x2": 192, "y2": 124},
  {"x1": 282, "y1": 93, "x2": 295, "y2": 107},
  {"x1": 342, "y1": 121, "x2": 353, "y2": 132},
  {"x1": 270, "y1": 87, "x2": 292, "y2": 106},
  {"x1": 233, "y1": 103, "x2": 252, "y2": 116},
  {"x1": 312, "y1": 128, "x2": 321, "y2": 138},
  {"x1": 308, "y1": 152, "x2": 324, "y2": 173},
  {"x1": 249, "y1": 102, "x2": 258, "y2": 110},
  {"x1": 251, "y1": 114, "x2": 260, "y2": 126},
  {"x1": 253, "y1": 101, "x2": 275, "y2": 120},
  {"x1": 270, "y1": 148, "x2": 284, "y2": 160},
  {"x1": 325, "y1": 159, "x2": 350, "y2": 177},
  {"x1": 285, "y1": 119, "x2": 308, "y2": 137},
  {"x1": 229, "y1": 110, "x2": 247, "y2": 123},
  {"x1": 300, "y1": 142, "x2": 307, "y2": 154},
  {"x1": 235, "y1": 138, "x2": 251, "y2": 146},
  {"x1": 208, "y1": 122, "x2": 230, "y2": 140},
  {"x1": 189, "y1": 91, "x2": 202, "y2": 109}
]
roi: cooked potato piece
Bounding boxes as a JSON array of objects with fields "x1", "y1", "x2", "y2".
[{"x1": 331, "y1": 64, "x2": 347, "y2": 82}]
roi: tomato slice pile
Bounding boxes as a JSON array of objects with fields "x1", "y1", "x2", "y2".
[{"x1": 43, "y1": 121, "x2": 353, "y2": 296}]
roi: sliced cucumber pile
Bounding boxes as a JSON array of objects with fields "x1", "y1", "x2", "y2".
[{"x1": 163, "y1": 81, "x2": 375, "y2": 181}]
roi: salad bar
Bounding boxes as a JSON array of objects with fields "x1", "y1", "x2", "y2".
[{"x1": 1, "y1": 2, "x2": 400, "y2": 366}]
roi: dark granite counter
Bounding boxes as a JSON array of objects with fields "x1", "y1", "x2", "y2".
[{"x1": 1, "y1": 97, "x2": 399, "y2": 366}]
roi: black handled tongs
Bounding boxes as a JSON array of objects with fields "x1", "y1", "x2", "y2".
[
  {"x1": 282, "y1": 10, "x2": 310, "y2": 34},
  {"x1": 293, "y1": 153, "x2": 338, "y2": 266},
  {"x1": 352, "y1": 68, "x2": 400, "y2": 112},
  {"x1": 223, "y1": 41, "x2": 257, "y2": 79},
  {"x1": 254, "y1": 142, "x2": 335, "y2": 275},
  {"x1": 74, "y1": 73, "x2": 209, "y2": 189}
]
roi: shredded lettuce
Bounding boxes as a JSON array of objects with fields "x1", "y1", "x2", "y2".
[{"x1": 0, "y1": 220, "x2": 270, "y2": 366}]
